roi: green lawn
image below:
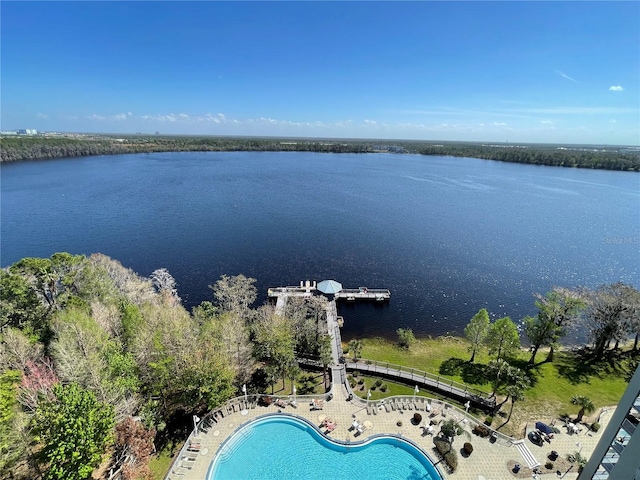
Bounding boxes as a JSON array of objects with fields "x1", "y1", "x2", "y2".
[
  {"x1": 149, "y1": 444, "x2": 180, "y2": 480},
  {"x1": 344, "y1": 336, "x2": 636, "y2": 431}
]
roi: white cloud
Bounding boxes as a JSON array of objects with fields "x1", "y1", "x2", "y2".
[
  {"x1": 556, "y1": 70, "x2": 577, "y2": 82},
  {"x1": 609, "y1": 85, "x2": 624, "y2": 92},
  {"x1": 610, "y1": 119, "x2": 617, "y2": 124},
  {"x1": 541, "y1": 120, "x2": 553, "y2": 124},
  {"x1": 493, "y1": 122, "x2": 507, "y2": 126},
  {"x1": 363, "y1": 119, "x2": 377, "y2": 125},
  {"x1": 87, "y1": 113, "x2": 130, "y2": 121},
  {"x1": 36, "y1": 112, "x2": 49, "y2": 119}
]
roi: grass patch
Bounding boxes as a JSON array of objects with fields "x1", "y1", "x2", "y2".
[
  {"x1": 348, "y1": 336, "x2": 494, "y2": 391},
  {"x1": 149, "y1": 443, "x2": 181, "y2": 480},
  {"x1": 344, "y1": 336, "x2": 637, "y2": 425}
]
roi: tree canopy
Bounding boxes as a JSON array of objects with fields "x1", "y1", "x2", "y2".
[
  {"x1": 464, "y1": 308, "x2": 490, "y2": 363},
  {"x1": 485, "y1": 317, "x2": 521, "y2": 361},
  {"x1": 32, "y1": 383, "x2": 115, "y2": 480}
]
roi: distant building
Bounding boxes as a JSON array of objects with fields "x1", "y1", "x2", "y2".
[
  {"x1": 0, "y1": 130, "x2": 18, "y2": 135},
  {"x1": 16, "y1": 129, "x2": 37, "y2": 135},
  {"x1": 579, "y1": 363, "x2": 640, "y2": 479}
]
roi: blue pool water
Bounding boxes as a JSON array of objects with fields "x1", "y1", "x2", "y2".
[{"x1": 208, "y1": 415, "x2": 442, "y2": 480}]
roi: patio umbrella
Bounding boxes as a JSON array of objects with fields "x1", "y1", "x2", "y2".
[
  {"x1": 317, "y1": 279, "x2": 343, "y2": 295},
  {"x1": 535, "y1": 421, "x2": 553, "y2": 434}
]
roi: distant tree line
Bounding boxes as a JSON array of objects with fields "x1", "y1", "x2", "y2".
[{"x1": 1, "y1": 135, "x2": 638, "y2": 171}]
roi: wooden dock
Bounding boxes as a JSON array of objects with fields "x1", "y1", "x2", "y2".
[
  {"x1": 335, "y1": 288, "x2": 390, "y2": 301},
  {"x1": 266, "y1": 280, "x2": 494, "y2": 410},
  {"x1": 267, "y1": 282, "x2": 390, "y2": 302}
]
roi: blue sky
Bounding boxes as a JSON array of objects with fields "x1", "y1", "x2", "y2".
[{"x1": 2, "y1": 1, "x2": 639, "y2": 145}]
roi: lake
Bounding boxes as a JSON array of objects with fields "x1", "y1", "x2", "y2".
[{"x1": 1, "y1": 152, "x2": 638, "y2": 342}]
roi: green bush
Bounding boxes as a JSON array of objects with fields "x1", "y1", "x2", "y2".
[
  {"x1": 352, "y1": 370, "x2": 360, "y2": 377},
  {"x1": 441, "y1": 419, "x2": 463, "y2": 439},
  {"x1": 591, "y1": 422, "x2": 600, "y2": 432},
  {"x1": 380, "y1": 383, "x2": 387, "y2": 392},
  {"x1": 374, "y1": 379, "x2": 383, "y2": 388},
  {"x1": 463, "y1": 442, "x2": 473, "y2": 455},
  {"x1": 484, "y1": 416, "x2": 493, "y2": 426},
  {"x1": 434, "y1": 439, "x2": 458, "y2": 471},
  {"x1": 397, "y1": 328, "x2": 416, "y2": 349}
]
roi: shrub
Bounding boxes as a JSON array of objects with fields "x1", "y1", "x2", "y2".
[
  {"x1": 413, "y1": 413, "x2": 422, "y2": 424},
  {"x1": 397, "y1": 328, "x2": 416, "y2": 349},
  {"x1": 380, "y1": 383, "x2": 387, "y2": 392},
  {"x1": 441, "y1": 419, "x2": 463, "y2": 439},
  {"x1": 473, "y1": 424, "x2": 491, "y2": 437},
  {"x1": 545, "y1": 461, "x2": 554, "y2": 470},
  {"x1": 463, "y1": 442, "x2": 473, "y2": 455},
  {"x1": 374, "y1": 379, "x2": 383, "y2": 388},
  {"x1": 484, "y1": 416, "x2": 493, "y2": 426},
  {"x1": 259, "y1": 396, "x2": 272, "y2": 406},
  {"x1": 434, "y1": 439, "x2": 458, "y2": 472},
  {"x1": 358, "y1": 378, "x2": 365, "y2": 385},
  {"x1": 348, "y1": 376, "x2": 357, "y2": 388},
  {"x1": 591, "y1": 422, "x2": 600, "y2": 432},
  {"x1": 352, "y1": 370, "x2": 360, "y2": 377}
]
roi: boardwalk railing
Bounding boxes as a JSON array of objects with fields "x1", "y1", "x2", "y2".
[{"x1": 344, "y1": 358, "x2": 495, "y2": 409}]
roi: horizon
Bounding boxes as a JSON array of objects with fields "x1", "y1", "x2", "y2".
[
  {"x1": 7, "y1": 130, "x2": 639, "y2": 149},
  {"x1": 2, "y1": 2, "x2": 639, "y2": 145}
]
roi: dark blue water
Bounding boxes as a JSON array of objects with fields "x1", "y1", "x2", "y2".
[{"x1": 1, "y1": 152, "x2": 638, "y2": 341}]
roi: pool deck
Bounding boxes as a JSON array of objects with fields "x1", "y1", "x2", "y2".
[{"x1": 166, "y1": 382, "x2": 611, "y2": 480}]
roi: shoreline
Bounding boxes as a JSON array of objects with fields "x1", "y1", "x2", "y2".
[{"x1": 2, "y1": 135, "x2": 638, "y2": 171}]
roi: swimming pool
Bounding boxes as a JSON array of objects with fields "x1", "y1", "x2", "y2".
[{"x1": 208, "y1": 414, "x2": 443, "y2": 480}]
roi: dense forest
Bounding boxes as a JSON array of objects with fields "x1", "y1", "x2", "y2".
[
  {"x1": 0, "y1": 253, "x2": 332, "y2": 480},
  {"x1": 1, "y1": 253, "x2": 639, "y2": 479},
  {"x1": 1, "y1": 135, "x2": 638, "y2": 171}
]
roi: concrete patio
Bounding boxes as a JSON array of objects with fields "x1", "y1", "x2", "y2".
[{"x1": 165, "y1": 377, "x2": 611, "y2": 480}]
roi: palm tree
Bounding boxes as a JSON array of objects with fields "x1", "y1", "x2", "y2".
[
  {"x1": 348, "y1": 339, "x2": 363, "y2": 361},
  {"x1": 440, "y1": 419, "x2": 463, "y2": 444},
  {"x1": 571, "y1": 395, "x2": 595, "y2": 422},
  {"x1": 440, "y1": 418, "x2": 471, "y2": 446}
]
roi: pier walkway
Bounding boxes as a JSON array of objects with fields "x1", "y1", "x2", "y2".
[
  {"x1": 269, "y1": 280, "x2": 493, "y2": 409},
  {"x1": 268, "y1": 282, "x2": 390, "y2": 302},
  {"x1": 343, "y1": 360, "x2": 495, "y2": 410}
]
